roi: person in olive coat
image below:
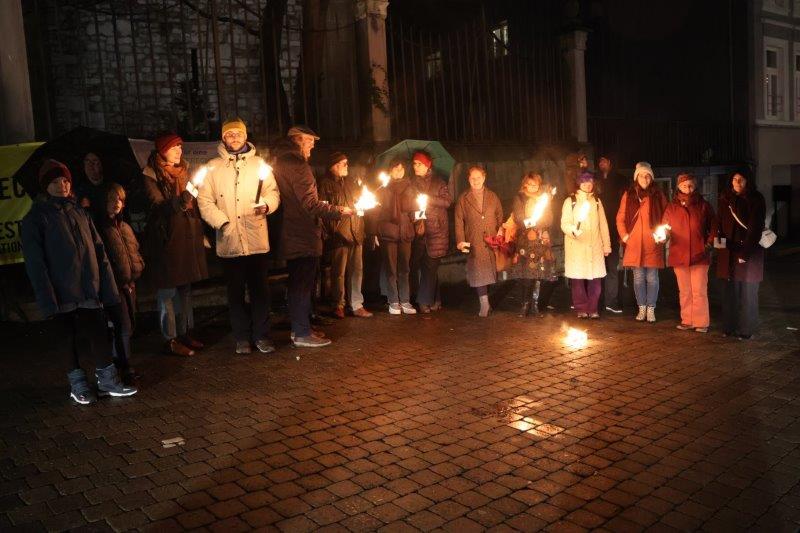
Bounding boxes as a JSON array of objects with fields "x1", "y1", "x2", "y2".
[{"x1": 455, "y1": 166, "x2": 504, "y2": 317}]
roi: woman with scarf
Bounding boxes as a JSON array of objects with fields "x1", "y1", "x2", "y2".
[
  {"x1": 659, "y1": 174, "x2": 715, "y2": 333},
  {"x1": 454, "y1": 166, "x2": 504, "y2": 317},
  {"x1": 504, "y1": 172, "x2": 557, "y2": 317},
  {"x1": 715, "y1": 170, "x2": 766, "y2": 340},
  {"x1": 142, "y1": 133, "x2": 208, "y2": 356},
  {"x1": 616, "y1": 161, "x2": 668, "y2": 323}
]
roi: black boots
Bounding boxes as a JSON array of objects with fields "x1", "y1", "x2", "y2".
[
  {"x1": 95, "y1": 364, "x2": 138, "y2": 398},
  {"x1": 68, "y1": 368, "x2": 96, "y2": 405}
]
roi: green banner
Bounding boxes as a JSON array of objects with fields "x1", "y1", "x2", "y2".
[{"x1": 0, "y1": 143, "x2": 42, "y2": 265}]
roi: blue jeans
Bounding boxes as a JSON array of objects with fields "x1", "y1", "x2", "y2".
[
  {"x1": 157, "y1": 284, "x2": 193, "y2": 340},
  {"x1": 632, "y1": 267, "x2": 659, "y2": 307}
]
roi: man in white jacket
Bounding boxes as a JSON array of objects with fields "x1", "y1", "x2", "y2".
[{"x1": 198, "y1": 118, "x2": 280, "y2": 354}]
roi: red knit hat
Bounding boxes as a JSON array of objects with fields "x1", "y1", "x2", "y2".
[
  {"x1": 38, "y1": 159, "x2": 72, "y2": 190},
  {"x1": 155, "y1": 133, "x2": 183, "y2": 155},
  {"x1": 412, "y1": 151, "x2": 432, "y2": 169}
]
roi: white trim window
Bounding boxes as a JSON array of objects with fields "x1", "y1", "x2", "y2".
[
  {"x1": 764, "y1": 38, "x2": 788, "y2": 120},
  {"x1": 491, "y1": 20, "x2": 509, "y2": 58},
  {"x1": 794, "y1": 48, "x2": 800, "y2": 121},
  {"x1": 425, "y1": 50, "x2": 442, "y2": 80}
]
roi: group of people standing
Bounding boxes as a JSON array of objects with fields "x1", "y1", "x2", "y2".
[
  {"x1": 451, "y1": 157, "x2": 766, "y2": 341},
  {"x1": 20, "y1": 118, "x2": 768, "y2": 405}
]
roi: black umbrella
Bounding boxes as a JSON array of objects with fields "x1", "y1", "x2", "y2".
[{"x1": 13, "y1": 126, "x2": 143, "y2": 198}]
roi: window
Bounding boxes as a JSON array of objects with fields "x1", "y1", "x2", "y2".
[
  {"x1": 763, "y1": 0, "x2": 789, "y2": 15},
  {"x1": 795, "y1": 51, "x2": 800, "y2": 120},
  {"x1": 491, "y1": 20, "x2": 509, "y2": 58},
  {"x1": 764, "y1": 39, "x2": 787, "y2": 120},
  {"x1": 425, "y1": 51, "x2": 442, "y2": 80}
]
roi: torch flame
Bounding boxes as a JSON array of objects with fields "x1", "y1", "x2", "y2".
[
  {"x1": 416, "y1": 193, "x2": 428, "y2": 212},
  {"x1": 575, "y1": 201, "x2": 591, "y2": 223},
  {"x1": 551, "y1": 186, "x2": 557, "y2": 196},
  {"x1": 653, "y1": 223, "x2": 671, "y2": 243},
  {"x1": 192, "y1": 166, "x2": 208, "y2": 187},
  {"x1": 259, "y1": 162, "x2": 273, "y2": 181},
  {"x1": 378, "y1": 172, "x2": 390, "y2": 188},
  {"x1": 564, "y1": 327, "x2": 588, "y2": 349},
  {"x1": 527, "y1": 193, "x2": 550, "y2": 227},
  {"x1": 354, "y1": 185, "x2": 378, "y2": 214}
]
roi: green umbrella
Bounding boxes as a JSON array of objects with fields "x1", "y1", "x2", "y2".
[{"x1": 375, "y1": 139, "x2": 455, "y2": 179}]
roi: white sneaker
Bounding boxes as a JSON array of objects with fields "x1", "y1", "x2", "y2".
[
  {"x1": 388, "y1": 303, "x2": 402, "y2": 315},
  {"x1": 635, "y1": 305, "x2": 647, "y2": 321},
  {"x1": 400, "y1": 303, "x2": 417, "y2": 314}
]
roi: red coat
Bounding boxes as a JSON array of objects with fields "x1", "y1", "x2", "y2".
[{"x1": 662, "y1": 193, "x2": 715, "y2": 267}]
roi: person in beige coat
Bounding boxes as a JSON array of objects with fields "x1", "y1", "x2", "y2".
[
  {"x1": 197, "y1": 118, "x2": 280, "y2": 354},
  {"x1": 561, "y1": 172, "x2": 611, "y2": 318},
  {"x1": 455, "y1": 166, "x2": 504, "y2": 317}
]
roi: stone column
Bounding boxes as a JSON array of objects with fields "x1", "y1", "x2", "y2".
[
  {"x1": 560, "y1": 30, "x2": 588, "y2": 144},
  {"x1": 0, "y1": 0, "x2": 35, "y2": 144},
  {"x1": 354, "y1": 0, "x2": 391, "y2": 143}
]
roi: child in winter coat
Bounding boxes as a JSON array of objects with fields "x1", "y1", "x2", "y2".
[
  {"x1": 99, "y1": 183, "x2": 145, "y2": 384},
  {"x1": 21, "y1": 160, "x2": 137, "y2": 404}
]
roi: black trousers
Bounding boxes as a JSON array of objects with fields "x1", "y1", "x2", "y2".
[
  {"x1": 222, "y1": 253, "x2": 271, "y2": 342},
  {"x1": 107, "y1": 285, "x2": 136, "y2": 369},
  {"x1": 411, "y1": 239, "x2": 440, "y2": 306},
  {"x1": 53, "y1": 308, "x2": 113, "y2": 371},
  {"x1": 287, "y1": 256, "x2": 319, "y2": 337},
  {"x1": 600, "y1": 247, "x2": 624, "y2": 310},
  {"x1": 721, "y1": 280, "x2": 760, "y2": 336}
]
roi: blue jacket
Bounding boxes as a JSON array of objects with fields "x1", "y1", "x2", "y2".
[{"x1": 21, "y1": 195, "x2": 120, "y2": 318}]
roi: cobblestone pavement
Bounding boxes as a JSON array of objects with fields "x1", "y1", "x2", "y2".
[{"x1": 1, "y1": 254, "x2": 799, "y2": 532}]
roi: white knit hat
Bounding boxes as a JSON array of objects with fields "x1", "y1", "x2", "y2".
[{"x1": 633, "y1": 161, "x2": 654, "y2": 181}]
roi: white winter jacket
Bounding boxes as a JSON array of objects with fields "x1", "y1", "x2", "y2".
[
  {"x1": 197, "y1": 142, "x2": 280, "y2": 258},
  {"x1": 561, "y1": 190, "x2": 611, "y2": 280}
]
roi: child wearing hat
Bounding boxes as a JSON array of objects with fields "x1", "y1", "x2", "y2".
[{"x1": 21, "y1": 160, "x2": 137, "y2": 404}]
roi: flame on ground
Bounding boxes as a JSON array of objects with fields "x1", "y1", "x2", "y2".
[{"x1": 563, "y1": 325, "x2": 588, "y2": 349}]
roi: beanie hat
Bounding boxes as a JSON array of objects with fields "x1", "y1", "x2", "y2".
[
  {"x1": 576, "y1": 171, "x2": 594, "y2": 184},
  {"x1": 676, "y1": 173, "x2": 695, "y2": 185},
  {"x1": 155, "y1": 133, "x2": 183, "y2": 156},
  {"x1": 327, "y1": 151, "x2": 348, "y2": 169},
  {"x1": 633, "y1": 161, "x2": 654, "y2": 181},
  {"x1": 412, "y1": 151, "x2": 432, "y2": 169},
  {"x1": 222, "y1": 118, "x2": 247, "y2": 137},
  {"x1": 38, "y1": 159, "x2": 72, "y2": 190}
]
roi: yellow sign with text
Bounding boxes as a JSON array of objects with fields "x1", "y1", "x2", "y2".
[{"x1": 0, "y1": 143, "x2": 42, "y2": 265}]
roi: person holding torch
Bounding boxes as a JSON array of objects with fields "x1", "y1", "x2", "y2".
[
  {"x1": 658, "y1": 173, "x2": 716, "y2": 333},
  {"x1": 142, "y1": 133, "x2": 208, "y2": 357},
  {"x1": 197, "y1": 118, "x2": 280, "y2": 354},
  {"x1": 561, "y1": 172, "x2": 611, "y2": 319},
  {"x1": 318, "y1": 152, "x2": 372, "y2": 319},
  {"x1": 409, "y1": 151, "x2": 452, "y2": 313}
]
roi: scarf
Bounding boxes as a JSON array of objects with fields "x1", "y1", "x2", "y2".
[{"x1": 624, "y1": 183, "x2": 666, "y2": 233}]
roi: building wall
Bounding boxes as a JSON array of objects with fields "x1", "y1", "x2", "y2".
[{"x1": 750, "y1": 0, "x2": 800, "y2": 234}]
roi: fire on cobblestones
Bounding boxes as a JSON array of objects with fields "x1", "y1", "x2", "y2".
[{"x1": 563, "y1": 325, "x2": 588, "y2": 350}]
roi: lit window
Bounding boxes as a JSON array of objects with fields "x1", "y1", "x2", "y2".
[
  {"x1": 492, "y1": 20, "x2": 509, "y2": 58},
  {"x1": 425, "y1": 51, "x2": 442, "y2": 80}
]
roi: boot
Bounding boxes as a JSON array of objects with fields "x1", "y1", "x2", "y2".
[
  {"x1": 646, "y1": 306, "x2": 656, "y2": 323},
  {"x1": 95, "y1": 364, "x2": 138, "y2": 398},
  {"x1": 68, "y1": 368, "x2": 96, "y2": 405},
  {"x1": 635, "y1": 305, "x2": 647, "y2": 321},
  {"x1": 478, "y1": 294, "x2": 491, "y2": 317}
]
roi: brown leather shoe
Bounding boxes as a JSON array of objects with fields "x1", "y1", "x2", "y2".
[
  {"x1": 352, "y1": 307, "x2": 373, "y2": 318},
  {"x1": 333, "y1": 306, "x2": 345, "y2": 319},
  {"x1": 180, "y1": 335, "x2": 204, "y2": 350},
  {"x1": 167, "y1": 339, "x2": 194, "y2": 356}
]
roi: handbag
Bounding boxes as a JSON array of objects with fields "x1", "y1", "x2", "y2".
[{"x1": 728, "y1": 205, "x2": 776, "y2": 249}]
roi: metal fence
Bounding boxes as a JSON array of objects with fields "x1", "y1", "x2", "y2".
[{"x1": 386, "y1": 2, "x2": 570, "y2": 144}]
